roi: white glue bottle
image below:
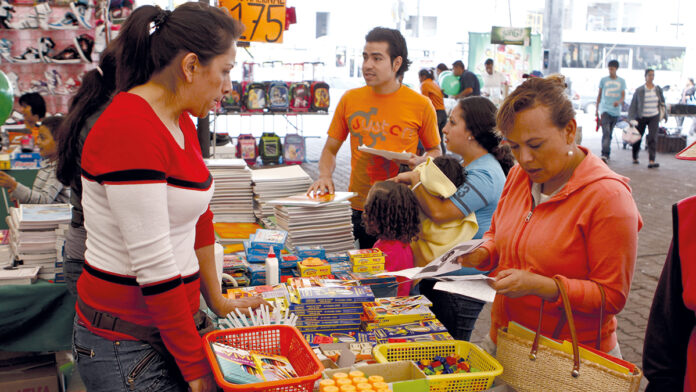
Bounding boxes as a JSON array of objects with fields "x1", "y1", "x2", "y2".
[{"x1": 265, "y1": 249, "x2": 279, "y2": 285}]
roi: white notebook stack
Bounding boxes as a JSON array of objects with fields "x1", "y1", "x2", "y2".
[
  {"x1": 7, "y1": 204, "x2": 71, "y2": 282},
  {"x1": 205, "y1": 159, "x2": 255, "y2": 223},
  {"x1": 251, "y1": 165, "x2": 313, "y2": 219},
  {"x1": 273, "y1": 200, "x2": 355, "y2": 253}
]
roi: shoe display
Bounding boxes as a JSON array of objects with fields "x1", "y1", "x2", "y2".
[
  {"x1": 0, "y1": 38, "x2": 13, "y2": 63},
  {"x1": 34, "y1": 1, "x2": 51, "y2": 30},
  {"x1": 12, "y1": 46, "x2": 41, "y2": 63},
  {"x1": 69, "y1": 0, "x2": 91, "y2": 29},
  {"x1": 45, "y1": 69, "x2": 68, "y2": 95},
  {"x1": 49, "y1": 44, "x2": 82, "y2": 63},
  {"x1": 73, "y1": 33, "x2": 93, "y2": 62},
  {"x1": 0, "y1": 0, "x2": 15, "y2": 29},
  {"x1": 6, "y1": 71, "x2": 20, "y2": 96},
  {"x1": 48, "y1": 11, "x2": 78, "y2": 29},
  {"x1": 38, "y1": 36, "x2": 55, "y2": 63}
]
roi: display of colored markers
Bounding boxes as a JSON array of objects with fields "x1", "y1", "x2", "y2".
[{"x1": 219, "y1": 300, "x2": 297, "y2": 329}]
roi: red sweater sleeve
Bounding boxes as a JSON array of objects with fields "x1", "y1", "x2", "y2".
[{"x1": 195, "y1": 207, "x2": 215, "y2": 250}]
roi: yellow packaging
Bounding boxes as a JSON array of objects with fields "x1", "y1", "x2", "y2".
[
  {"x1": 352, "y1": 263, "x2": 385, "y2": 273},
  {"x1": 348, "y1": 370, "x2": 365, "y2": 378},
  {"x1": 324, "y1": 387, "x2": 340, "y2": 392},
  {"x1": 332, "y1": 372, "x2": 349, "y2": 381},
  {"x1": 340, "y1": 385, "x2": 357, "y2": 392},
  {"x1": 371, "y1": 381, "x2": 388, "y2": 389},
  {"x1": 350, "y1": 256, "x2": 386, "y2": 266},
  {"x1": 348, "y1": 248, "x2": 383, "y2": 258},
  {"x1": 320, "y1": 379, "x2": 337, "y2": 391},
  {"x1": 351, "y1": 377, "x2": 368, "y2": 385},
  {"x1": 356, "y1": 383, "x2": 373, "y2": 391},
  {"x1": 0, "y1": 154, "x2": 10, "y2": 170},
  {"x1": 336, "y1": 378, "x2": 353, "y2": 387},
  {"x1": 298, "y1": 260, "x2": 331, "y2": 277}
]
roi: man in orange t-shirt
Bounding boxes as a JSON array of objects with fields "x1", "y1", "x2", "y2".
[
  {"x1": 419, "y1": 68, "x2": 447, "y2": 153},
  {"x1": 308, "y1": 27, "x2": 441, "y2": 248}
]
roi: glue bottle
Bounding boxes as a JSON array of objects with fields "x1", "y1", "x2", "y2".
[{"x1": 265, "y1": 249, "x2": 279, "y2": 285}]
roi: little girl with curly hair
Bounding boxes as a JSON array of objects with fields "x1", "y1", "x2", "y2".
[{"x1": 363, "y1": 181, "x2": 421, "y2": 296}]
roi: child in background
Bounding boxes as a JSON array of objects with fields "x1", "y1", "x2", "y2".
[
  {"x1": 0, "y1": 116, "x2": 70, "y2": 204},
  {"x1": 363, "y1": 181, "x2": 420, "y2": 296},
  {"x1": 410, "y1": 155, "x2": 478, "y2": 267}
]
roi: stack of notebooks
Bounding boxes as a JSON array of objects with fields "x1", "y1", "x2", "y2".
[
  {"x1": 361, "y1": 295, "x2": 438, "y2": 331},
  {"x1": 0, "y1": 266, "x2": 40, "y2": 285},
  {"x1": 271, "y1": 192, "x2": 356, "y2": 253},
  {"x1": 6, "y1": 204, "x2": 71, "y2": 282},
  {"x1": 0, "y1": 230, "x2": 12, "y2": 268},
  {"x1": 205, "y1": 159, "x2": 255, "y2": 223},
  {"x1": 287, "y1": 278, "x2": 375, "y2": 335},
  {"x1": 251, "y1": 165, "x2": 313, "y2": 219}
]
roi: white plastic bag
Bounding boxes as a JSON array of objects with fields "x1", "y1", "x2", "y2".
[{"x1": 622, "y1": 126, "x2": 642, "y2": 144}]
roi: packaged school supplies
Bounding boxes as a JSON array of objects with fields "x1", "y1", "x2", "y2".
[
  {"x1": 362, "y1": 302, "x2": 437, "y2": 329},
  {"x1": 372, "y1": 320, "x2": 449, "y2": 341},
  {"x1": 209, "y1": 343, "x2": 263, "y2": 384},
  {"x1": 374, "y1": 296, "x2": 433, "y2": 307},
  {"x1": 326, "y1": 252, "x2": 350, "y2": 264},
  {"x1": 224, "y1": 284, "x2": 290, "y2": 308},
  {"x1": 352, "y1": 264, "x2": 384, "y2": 274},
  {"x1": 292, "y1": 286, "x2": 374, "y2": 305},
  {"x1": 253, "y1": 352, "x2": 298, "y2": 381},
  {"x1": 303, "y1": 331, "x2": 376, "y2": 347},
  {"x1": 298, "y1": 257, "x2": 331, "y2": 277},
  {"x1": 252, "y1": 229, "x2": 287, "y2": 249},
  {"x1": 296, "y1": 245, "x2": 326, "y2": 260}
]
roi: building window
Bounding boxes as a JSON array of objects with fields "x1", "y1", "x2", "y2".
[
  {"x1": 586, "y1": 2, "x2": 618, "y2": 32},
  {"x1": 422, "y1": 16, "x2": 437, "y2": 36},
  {"x1": 316, "y1": 12, "x2": 329, "y2": 38}
]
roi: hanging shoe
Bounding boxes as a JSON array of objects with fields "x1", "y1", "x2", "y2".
[
  {"x1": 45, "y1": 69, "x2": 68, "y2": 95},
  {"x1": 50, "y1": 45, "x2": 81, "y2": 63},
  {"x1": 6, "y1": 71, "x2": 20, "y2": 96},
  {"x1": 38, "y1": 36, "x2": 55, "y2": 63},
  {"x1": 48, "y1": 11, "x2": 78, "y2": 29},
  {"x1": 0, "y1": 0, "x2": 16, "y2": 29},
  {"x1": 69, "y1": 0, "x2": 91, "y2": 28},
  {"x1": 73, "y1": 33, "x2": 93, "y2": 62},
  {"x1": 0, "y1": 38, "x2": 13, "y2": 63},
  {"x1": 10, "y1": 12, "x2": 38, "y2": 29},
  {"x1": 27, "y1": 79, "x2": 50, "y2": 95},
  {"x1": 64, "y1": 76, "x2": 81, "y2": 94},
  {"x1": 12, "y1": 46, "x2": 41, "y2": 63},
  {"x1": 34, "y1": 1, "x2": 51, "y2": 30}
]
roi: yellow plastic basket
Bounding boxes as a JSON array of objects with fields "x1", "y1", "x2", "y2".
[{"x1": 372, "y1": 341, "x2": 503, "y2": 392}]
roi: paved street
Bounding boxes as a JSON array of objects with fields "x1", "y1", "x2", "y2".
[{"x1": 299, "y1": 117, "x2": 696, "y2": 390}]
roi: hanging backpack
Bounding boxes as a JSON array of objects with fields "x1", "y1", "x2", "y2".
[
  {"x1": 259, "y1": 132, "x2": 282, "y2": 165},
  {"x1": 267, "y1": 81, "x2": 290, "y2": 112},
  {"x1": 221, "y1": 81, "x2": 243, "y2": 112},
  {"x1": 310, "y1": 81, "x2": 330, "y2": 112},
  {"x1": 289, "y1": 81, "x2": 311, "y2": 112},
  {"x1": 235, "y1": 134, "x2": 258, "y2": 165},
  {"x1": 243, "y1": 82, "x2": 267, "y2": 112},
  {"x1": 283, "y1": 133, "x2": 306, "y2": 164}
]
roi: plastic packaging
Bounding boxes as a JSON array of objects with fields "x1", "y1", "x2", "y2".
[{"x1": 265, "y1": 250, "x2": 279, "y2": 285}]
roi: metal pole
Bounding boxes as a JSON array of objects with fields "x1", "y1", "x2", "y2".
[
  {"x1": 197, "y1": 0, "x2": 211, "y2": 158},
  {"x1": 543, "y1": 0, "x2": 564, "y2": 75}
]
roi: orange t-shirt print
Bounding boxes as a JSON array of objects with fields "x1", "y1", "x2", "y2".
[{"x1": 328, "y1": 85, "x2": 440, "y2": 211}]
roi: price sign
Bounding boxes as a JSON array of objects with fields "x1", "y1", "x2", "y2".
[{"x1": 220, "y1": 0, "x2": 286, "y2": 44}]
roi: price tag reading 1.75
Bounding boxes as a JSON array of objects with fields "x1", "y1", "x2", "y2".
[{"x1": 220, "y1": 0, "x2": 286, "y2": 43}]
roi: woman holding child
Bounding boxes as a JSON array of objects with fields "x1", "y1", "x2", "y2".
[
  {"x1": 393, "y1": 96, "x2": 514, "y2": 341},
  {"x1": 458, "y1": 75, "x2": 642, "y2": 356}
]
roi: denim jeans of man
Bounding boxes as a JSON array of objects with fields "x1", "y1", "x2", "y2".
[
  {"x1": 633, "y1": 114, "x2": 659, "y2": 161},
  {"x1": 601, "y1": 112, "x2": 619, "y2": 158},
  {"x1": 63, "y1": 257, "x2": 83, "y2": 296},
  {"x1": 73, "y1": 318, "x2": 188, "y2": 392},
  {"x1": 419, "y1": 279, "x2": 484, "y2": 341}
]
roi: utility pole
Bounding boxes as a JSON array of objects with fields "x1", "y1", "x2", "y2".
[
  {"x1": 197, "y1": 0, "x2": 211, "y2": 157},
  {"x1": 543, "y1": 0, "x2": 564, "y2": 75}
]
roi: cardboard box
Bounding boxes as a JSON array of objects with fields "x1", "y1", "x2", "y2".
[
  {"x1": 0, "y1": 355, "x2": 59, "y2": 392},
  {"x1": 324, "y1": 361, "x2": 429, "y2": 392},
  {"x1": 352, "y1": 263, "x2": 385, "y2": 274},
  {"x1": 348, "y1": 248, "x2": 383, "y2": 258}
]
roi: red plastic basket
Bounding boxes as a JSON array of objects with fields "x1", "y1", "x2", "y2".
[{"x1": 203, "y1": 325, "x2": 324, "y2": 392}]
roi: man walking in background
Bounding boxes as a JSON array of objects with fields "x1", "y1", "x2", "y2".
[{"x1": 596, "y1": 59, "x2": 626, "y2": 163}]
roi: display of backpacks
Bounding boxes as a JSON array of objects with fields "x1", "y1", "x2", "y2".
[
  {"x1": 243, "y1": 82, "x2": 267, "y2": 112},
  {"x1": 283, "y1": 133, "x2": 306, "y2": 164},
  {"x1": 267, "y1": 81, "x2": 290, "y2": 111},
  {"x1": 235, "y1": 134, "x2": 259, "y2": 165},
  {"x1": 221, "y1": 81, "x2": 243, "y2": 112},
  {"x1": 289, "y1": 81, "x2": 311, "y2": 112},
  {"x1": 310, "y1": 81, "x2": 330, "y2": 112},
  {"x1": 259, "y1": 132, "x2": 282, "y2": 165}
]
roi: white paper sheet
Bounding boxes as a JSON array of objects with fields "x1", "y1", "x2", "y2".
[
  {"x1": 375, "y1": 239, "x2": 485, "y2": 280},
  {"x1": 434, "y1": 280, "x2": 497, "y2": 303},
  {"x1": 357, "y1": 145, "x2": 412, "y2": 161}
]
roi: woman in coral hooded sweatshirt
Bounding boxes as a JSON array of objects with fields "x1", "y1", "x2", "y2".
[{"x1": 459, "y1": 75, "x2": 642, "y2": 357}]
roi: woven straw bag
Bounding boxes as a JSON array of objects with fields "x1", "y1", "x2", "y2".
[{"x1": 496, "y1": 277, "x2": 642, "y2": 392}]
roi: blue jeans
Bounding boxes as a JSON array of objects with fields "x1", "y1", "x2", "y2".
[
  {"x1": 419, "y1": 279, "x2": 485, "y2": 341},
  {"x1": 63, "y1": 257, "x2": 84, "y2": 296},
  {"x1": 601, "y1": 112, "x2": 619, "y2": 158},
  {"x1": 73, "y1": 318, "x2": 187, "y2": 392}
]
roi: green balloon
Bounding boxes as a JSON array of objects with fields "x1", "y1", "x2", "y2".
[
  {"x1": 441, "y1": 74, "x2": 461, "y2": 96},
  {"x1": 437, "y1": 70, "x2": 452, "y2": 87},
  {"x1": 0, "y1": 70, "x2": 13, "y2": 125}
]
